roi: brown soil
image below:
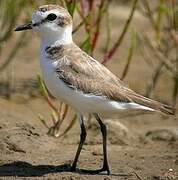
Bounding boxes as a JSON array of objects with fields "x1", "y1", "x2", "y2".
[{"x1": 0, "y1": 3, "x2": 178, "y2": 180}]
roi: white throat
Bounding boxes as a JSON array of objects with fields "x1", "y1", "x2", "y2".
[{"x1": 40, "y1": 25, "x2": 73, "y2": 48}]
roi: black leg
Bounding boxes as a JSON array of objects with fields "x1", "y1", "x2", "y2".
[
  {"x1": 71, "y1": 114, "x2": 86, "y2": 172},
  {"x1": 93, "y1": 113, "x2": 110, "y2": 175}
]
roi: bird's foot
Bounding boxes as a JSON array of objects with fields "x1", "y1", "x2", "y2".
[
  {"x1": 70, "y1": 163, "x2": 110, "y2": 175},
  {"x1": 70, "y1": 165, "x2": 77, "y2": 172},
  {"x1": 80, "y1": 165, "x2": 110, "y2": 175},
  {"x1": 103, "y1": 163, "x2": 111, "y2": 175}
]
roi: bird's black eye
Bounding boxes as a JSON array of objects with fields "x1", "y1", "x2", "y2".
[{"x1": 46, "y1": 13, "x2": 57, "y2": 21}]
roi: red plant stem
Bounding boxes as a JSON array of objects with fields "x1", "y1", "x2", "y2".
[
  {"x1": 57, "y1": 114, "x2": 77, "y2": 138},
  {"x1": 78, "y1": 3, "x2": 90, "y2": 33},
  {"x1": 91, "y1": 31, "x2": 99, "y2": 53},
  {"x1": 91, "y1": 0, "x2": 107, "y2": 53},
  {"x1": 170, "y1": 30, "x2": 178, "y2": 47},
  {"x1": 102, "y1": 46, "x2": 117, "y2": 64},
  {"x1": 45, "y1": 96, "x2": 58, "y2": 113},
  {"x1": 80, "y1": 0, "x2": 88, "y2": 16},
  {"x1": 89, "y1": 0, "x2": 94, "y2": 11},
  {"x1": 102, "y1": 0, "x2": 138, "y2": 64}
]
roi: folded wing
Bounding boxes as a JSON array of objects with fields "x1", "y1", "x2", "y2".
[{"x1": 52, "y1": 44, "x2": 175, "y2": 115}]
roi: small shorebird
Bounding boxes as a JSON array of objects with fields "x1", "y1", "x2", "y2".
[{"x1": 15, "y1": 4, "x2": 175, "y2": 175}]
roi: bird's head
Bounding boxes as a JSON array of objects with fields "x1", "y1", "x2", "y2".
[{"x1": 15, "y1": 5, "x2": 73, "y2": 44}]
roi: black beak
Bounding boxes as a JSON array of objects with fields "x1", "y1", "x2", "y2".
[{"x1": 14, "y1": 22, "x2": 33, "y2": 31}]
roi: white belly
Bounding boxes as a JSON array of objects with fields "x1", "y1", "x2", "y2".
[
  {"x1": 39, "y1": 53, "x2": 112, "y2": 113},
  {"x1": 41, "y1": 65, "x2": 153, "y2": 114},
  {"x1": 41, "y1": 64, "x2": 111, "y2": 113}
]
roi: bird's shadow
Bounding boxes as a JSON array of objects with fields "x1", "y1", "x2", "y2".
[
  {"x1": 0, "y1": 161, "x2": 132, "y2": 177},
  {"x1": 0, "y1": 161, "x2": 71, "y2": 177}
]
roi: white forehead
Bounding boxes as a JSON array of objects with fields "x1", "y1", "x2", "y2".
[{"x1": 32, "y1": 9, "x2": 63, "y2": 23}]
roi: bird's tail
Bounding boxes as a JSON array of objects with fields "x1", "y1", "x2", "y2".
[{"x1": 127, "y1": 91, "x2": 175, "y2": 115}]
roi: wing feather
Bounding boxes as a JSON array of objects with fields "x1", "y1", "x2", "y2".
[{"x1": 47, "y1": 43, "x2": 175, "y2": 115}]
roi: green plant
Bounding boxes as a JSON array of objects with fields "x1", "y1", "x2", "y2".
[{"x1": 139, "y1": 0, "x2": 178, "y2": 107}]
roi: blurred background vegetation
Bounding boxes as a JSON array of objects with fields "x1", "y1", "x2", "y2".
[{"x1": 0, "y1": 0, "x2": 177, "y2": 137}]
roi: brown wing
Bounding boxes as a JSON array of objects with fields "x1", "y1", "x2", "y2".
[
  {"x1": 57, "y1": 43, "x2": 127, "y2": 86},
  {"x1": 47, "y1": 44, "x2": 175, "y2": 115},
  {"x1": 56, "y1": 63, "x2": 175, "y2": 115},
  {"x1": 56, "y1": 64, "x2": 132, "y2": 102},
  {"x1": 51, "y1": 43, "x2": 131, "y2": 102}
]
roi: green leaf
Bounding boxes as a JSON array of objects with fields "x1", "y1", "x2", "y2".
[
  {"x1": 158, "y1": 4, "x2": 169, "y2": 14},
  {"x1": 37, "y1": 74, "x2": 49, "y2": 97},
  {"x1": 66, "y1": 1, "x2": 76, "y2": 17},
  {"x1": 80, "y1": 35, "x2": 92, "y2": 54}
]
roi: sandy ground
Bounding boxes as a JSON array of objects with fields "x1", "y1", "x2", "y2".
[
  {"x1": 0, "y1": 2, "x2": 178, "y2": 180},
  {"x1": 0, "y1": 98, "x2": 178, "y2": 180}
]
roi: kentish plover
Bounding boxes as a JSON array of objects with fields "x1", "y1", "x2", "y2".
[{"x1": 15, "y1": 4, "x2": 175, "y2": 175}]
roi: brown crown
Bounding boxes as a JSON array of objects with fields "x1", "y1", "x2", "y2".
[{"x1": 38, "y1": 4, "x2": 72, "y2": 26}]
